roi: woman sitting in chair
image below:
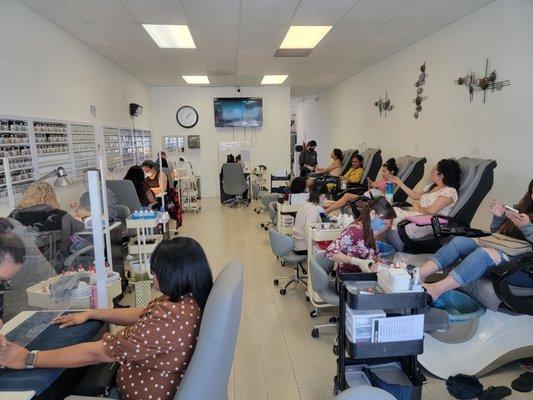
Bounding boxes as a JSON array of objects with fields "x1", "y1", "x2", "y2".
[
  {"x1": 325, "y1": 197, "x2": 396, "y2": 275},
  {"x1": 325, "y1": 157, "x2": 397, "y2": 214},
  {"x1": 8, "y1": 182, "x2": 84, "y2": 235},
  {"x1": 386, "y1": 158, "x2": 461, "y2": 250},
  {"x1": 313, "y1": 148, "x2": 343, "y2": 177},
  {"x1": 124, "y1": 165, "x2": 156, "y2": 207},
  {"x1": 292, "y1": 181, "x2": 329, "y2": 255},
  {"x1": 0, "y1": 237, "x2": 214, "y2": 400},
  {"x1": 419, "y1": 179, "x2": 533, "y2": 301}
]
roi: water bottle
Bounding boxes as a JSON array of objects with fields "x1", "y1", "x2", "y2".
[{"x1": 385, "y1": 181, "x2": 394, "y2": 203}]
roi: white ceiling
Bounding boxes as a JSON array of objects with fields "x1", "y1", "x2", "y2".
[{"x1": 20, "y1": 0, "x2": 495, "y2": 96}]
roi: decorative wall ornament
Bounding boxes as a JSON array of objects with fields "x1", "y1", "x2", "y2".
[
  {"x1": 455, "y1": 58, "x2": 510, "y2": 103},
  {"x1": 374, "y1": 91, "x2": 394, "y2": 117},
  {"x1": 413, "y1": 62, "x2": 428, "y2": 119}
]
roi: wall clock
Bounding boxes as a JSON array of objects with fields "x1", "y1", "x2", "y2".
[{"x1": 176, "y1": 105, "x2": 198, "y2": 128}]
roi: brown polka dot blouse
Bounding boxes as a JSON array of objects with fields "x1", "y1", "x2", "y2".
[{"x1": 103, "y1": 294, "x2": 201, "y2": 400}]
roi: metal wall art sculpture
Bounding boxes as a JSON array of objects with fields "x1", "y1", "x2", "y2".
[
  {"x1": 455, "y1": 58, "x2": 510, "y2": 103},
  {"x1": 413, "y1": 62, "x2": 428, "y2": 119},
  {"x1": 374, "y1": 91, "x2": 394, "y2": 117}
]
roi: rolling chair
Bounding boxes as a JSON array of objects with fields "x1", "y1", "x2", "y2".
[
  {"x1": 335, "y1": 386, "x2": 396, "y2": 400},
  {"x1": 256, "y1": 192, "x2": 282, "y2": 230},
  {"x1": 308, "y1": 253, "x2": 338, "y2": 337},
  {"x1": 268, "y1": 229, "x2": 307, "y2": 295},
  {"x1": 221, "y1": 163, "x2": 249, "y2": 207},
  {"x1": 397, "y1": 157, "x2": 497, "y2": 253},
  {"x1": 65, "y1": 260, "x2": 244, "y2": 400}
]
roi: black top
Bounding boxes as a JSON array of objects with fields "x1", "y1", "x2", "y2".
[
  {"x1": 298, "y1": 149, "x2": 318, "y2": 170},
  {"x1": 8, "y1": 205, "x2": 83, "y2": 233}
]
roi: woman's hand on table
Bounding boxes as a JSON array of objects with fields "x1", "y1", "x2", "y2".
[
  {"x1": 0, "y1": 341, "x2": 28, "y2": 369},
  {"x1": 53, "y1": 311, "x2": 92, "y2": 329}
]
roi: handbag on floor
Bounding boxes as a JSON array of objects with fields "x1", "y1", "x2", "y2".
[{"x1": 478, "y1": 233, "x2": 532, "y2": 256}]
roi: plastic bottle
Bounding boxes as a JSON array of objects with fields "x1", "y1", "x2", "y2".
[{"x1": 385, "y1": 181, "x2": 394, "y2": 203}]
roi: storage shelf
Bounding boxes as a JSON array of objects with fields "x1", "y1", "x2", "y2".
[
  {"x1": 74, "y1": 149, "x2": 95, "y2": 153},
  {"x1": 36, "y1": 142, "x2": 69, "y2": 146},
  {"x1": 75, "y1": 157, "x2": 97, "y2": 162},
  {"x1": 0, "y1": 130, "x2": 28, "y2": 134},
  {"x1": 0, "y1": 143, "x2": 31, "y2": 146},
  {"x1": 1, "y1": 178, "x2": 35, "y2": 188},
  {"x1": 37, "y1": 151, "x2": 70, "y2": 156}
]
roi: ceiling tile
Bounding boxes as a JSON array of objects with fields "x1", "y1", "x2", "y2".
[
  {"x1": 119, "y1": 45, "x2": 169, "y2": 63},
  {"x1": 181, "y1": 0, "x2": 240, "y2": 25},
  {"x1": 296, "y1": 63, "x2": 362, "y2": 75},
  {"x1": 390, "y1": 0, "x2": 467, "y2": 24},
  {"x1": 316, "y1": 23, "x2": 379, "y2": 49},
  {"x1": 189, "y1": 25, "x2": 239, "y2": 49},
  {"x1": 160, "y1": 49, "x2": 202, "y2": 64},
  {"x1": 238, "y1": 26, "x2": 287, "y2": 49},
  {"x1": 342, "y1": 0, "x2": 414, "y2": 24},
  {"x1": 237, "y1": 49, "x2": 296, "y2": 65},
  {"x1": 120, "y1": 0, "x2": 188, "y2": 24},
  {"x1": 53, "y1": 18, "x2": 111, "y2": 48},
  {"x1": 90, "y1": 22, "x2": 156, "y2": 48},
  {"x1": 59, "y1": 0, "x2": 136, "y2": 23},
  {"x1": 291, "y1": 0, "x2": 358, "y2": 25},
  {"x1": 209, "y1": 75, "x2": 239, "y2": 86},
  {"x1": 430, "y1": 0, "x2": 495, "y2": 27},
  {"x1": 205, "y1": 64, "x2": 238, "y2": 76},
  {"x1": 20, "y1": 0, "x2": 80, "y2": 22},
  {"x1": 93, "y1": 47, "x2": 135, "y2": 64},
  {"x1": 362, "y1": 23, "x2": 422, "y2": 47},
  {"x1": 199, "y1": 48, "x2": 238, "y2": 64},
  {"x1": 237, "y1": 63, "x2": 300, "y2": 75},
  {"x1": 241, "y1": 0, "x2": 300, "y2": 25}
]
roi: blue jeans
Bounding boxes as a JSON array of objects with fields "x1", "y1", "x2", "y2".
[{"x1": 430, "y1": 237, "x2": 506, "y2": 286}]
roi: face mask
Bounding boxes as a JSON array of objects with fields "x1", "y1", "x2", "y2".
[{"x1": 370, "y1": 217, "x2": 386, "y2": 232}]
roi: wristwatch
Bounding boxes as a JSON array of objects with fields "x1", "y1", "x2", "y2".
[{"x1": 24, "y1": 350, "x2": 39, "y2": 369}]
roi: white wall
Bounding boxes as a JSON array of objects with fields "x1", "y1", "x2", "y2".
[
  {"x1": 297, "y1": 0, "x2": 533, "y2": 228},
  {"x1": 0, "y1": 0, "x2": 153, "y2": 215},
  {"x1": 151, "y1": 86, "x2": 291, "y2": 197}
]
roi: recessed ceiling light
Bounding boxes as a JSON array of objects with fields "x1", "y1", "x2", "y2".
[
  {"x1": 182, "y1": 75, "x2": 210, "y2": 84},
  {"x1": 279, "y1": 26, "x2": 332, "y2": 49},
  {"x1": 142, "y1": 24, "x2": 196, "y2": 48},
  {"x1": 261, "y1": 75, "x2": 288, "y2": 85}
]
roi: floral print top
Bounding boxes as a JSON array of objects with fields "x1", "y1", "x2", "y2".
[{"x1": 324, "y1": 223, "x2": 377, "y2": 272}]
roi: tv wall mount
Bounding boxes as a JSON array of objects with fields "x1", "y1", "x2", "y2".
[{"x1": 455, "y1": 58, "x2": 510, "y2": 103}]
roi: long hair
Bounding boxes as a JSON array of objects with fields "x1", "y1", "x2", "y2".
[
  {"x1": 150, "y1": 237, "x2": 213, "y2": 309},
  {"x1": 17, "y1": 182, "x2": 60, "y2": 209},
  {"x1": 429, "y1": 159, "x2": 461, "y2": 191},
  {"x1": 308, "y1": 181, "x2": 328, "y2": 204},
  {"x1": 356, "y1": 197, "x2": 397, "y2": 249},
  {"x1": 499, "y1": 179, "x2": 533, "y2": 239}
]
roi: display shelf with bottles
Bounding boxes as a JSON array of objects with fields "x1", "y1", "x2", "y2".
[
  {"x1": 103, "y1": 127, "x2": 121, "y2": 170},
  {"x1": 0, "y1": 118, "x2": 36, "y2": 201},
  {"x1": 71, "y1": 124, "x2": 97, "y2": 178},
  {"x1": 33, "y1": 121, "x2": 72, "y2": 179},
  {"x1": 135, "y1": 130, "x2": 152, "y2": 163},
  {"x1": 120, "y1": 128, "x2": 134, "y2": 167}
]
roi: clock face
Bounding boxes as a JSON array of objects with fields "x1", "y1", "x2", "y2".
[{"x1": 176, "y1": 106, "x2": 198, "y2": 128}]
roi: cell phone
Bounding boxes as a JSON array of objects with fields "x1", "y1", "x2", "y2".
[{"x1": 505, "y1": 205, "x2": 519, "y2": 215}]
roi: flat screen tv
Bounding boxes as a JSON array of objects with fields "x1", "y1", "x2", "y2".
[{"x1": 214, "y1": 97, "x2": 263, "y2": 127}]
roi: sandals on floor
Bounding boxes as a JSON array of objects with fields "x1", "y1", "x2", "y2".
[
  {"x1": 478, "y1": 386, "x2": 512, "y2": 400},
  {"x1": 511, "y1": 371, "x2": 533, "y2": 392}
]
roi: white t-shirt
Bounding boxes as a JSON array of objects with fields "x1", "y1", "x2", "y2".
[{"x1": 293, "y1": 202, "x2": 323, "y2": 251}]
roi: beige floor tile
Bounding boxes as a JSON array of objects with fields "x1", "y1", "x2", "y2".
[
  {"x1": 256, "y1": 303, "x2": 292, "y2": 369},
  {"x1": 234, "y1": 346, "x2": 267, "y2": 400},
  {"x1": 264, "y1": 368, "x2": 302, "y2": 400}
]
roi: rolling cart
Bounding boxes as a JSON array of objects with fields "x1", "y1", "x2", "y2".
[
  {"x1": 270, "y1": 173, "x2": 290, "y2": 194},
  {"x1": 334, "y1": 272, "x2": 427, "y2": 398}
]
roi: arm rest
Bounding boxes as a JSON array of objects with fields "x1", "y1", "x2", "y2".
[
  {"x1": 491, "y1": 252, "x2": 533, "y2": 315},
  {"x1": 391, "y1": 201, "x2": 412, "y2": 208}
]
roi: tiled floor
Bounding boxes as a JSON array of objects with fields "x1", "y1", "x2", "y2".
[{"x1": 176, "y1": 198, "x2": 530, "y2": 399}]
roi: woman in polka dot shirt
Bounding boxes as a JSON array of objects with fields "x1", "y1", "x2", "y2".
[{"x1": 0, "y1": 237, "x2": 213, "y2": 400}]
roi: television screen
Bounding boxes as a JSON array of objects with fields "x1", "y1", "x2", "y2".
[{"x1": 214, "y1": 97, "x2": 263, "y2": 127}]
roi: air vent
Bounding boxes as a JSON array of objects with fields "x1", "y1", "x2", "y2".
[{"x1": 274, "y1": 49, "x2": 313, "y2": 57}]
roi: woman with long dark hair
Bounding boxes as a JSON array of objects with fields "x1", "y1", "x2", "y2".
[
  {"x1": 325, "y1": 197, "x2": 397, "y2": 274},
  {"x1": 0, "y1": 237, "x2": 214, "y2": 400},
  {"x1": 387, "y1": 158, "x2": 462, "y2": 249},
  {"x1": 124, "y1": 165, "x2": 156, "y2": 207},
  {"x1": 419, "y1": 179, "x2": 533, "y2": 300}
]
